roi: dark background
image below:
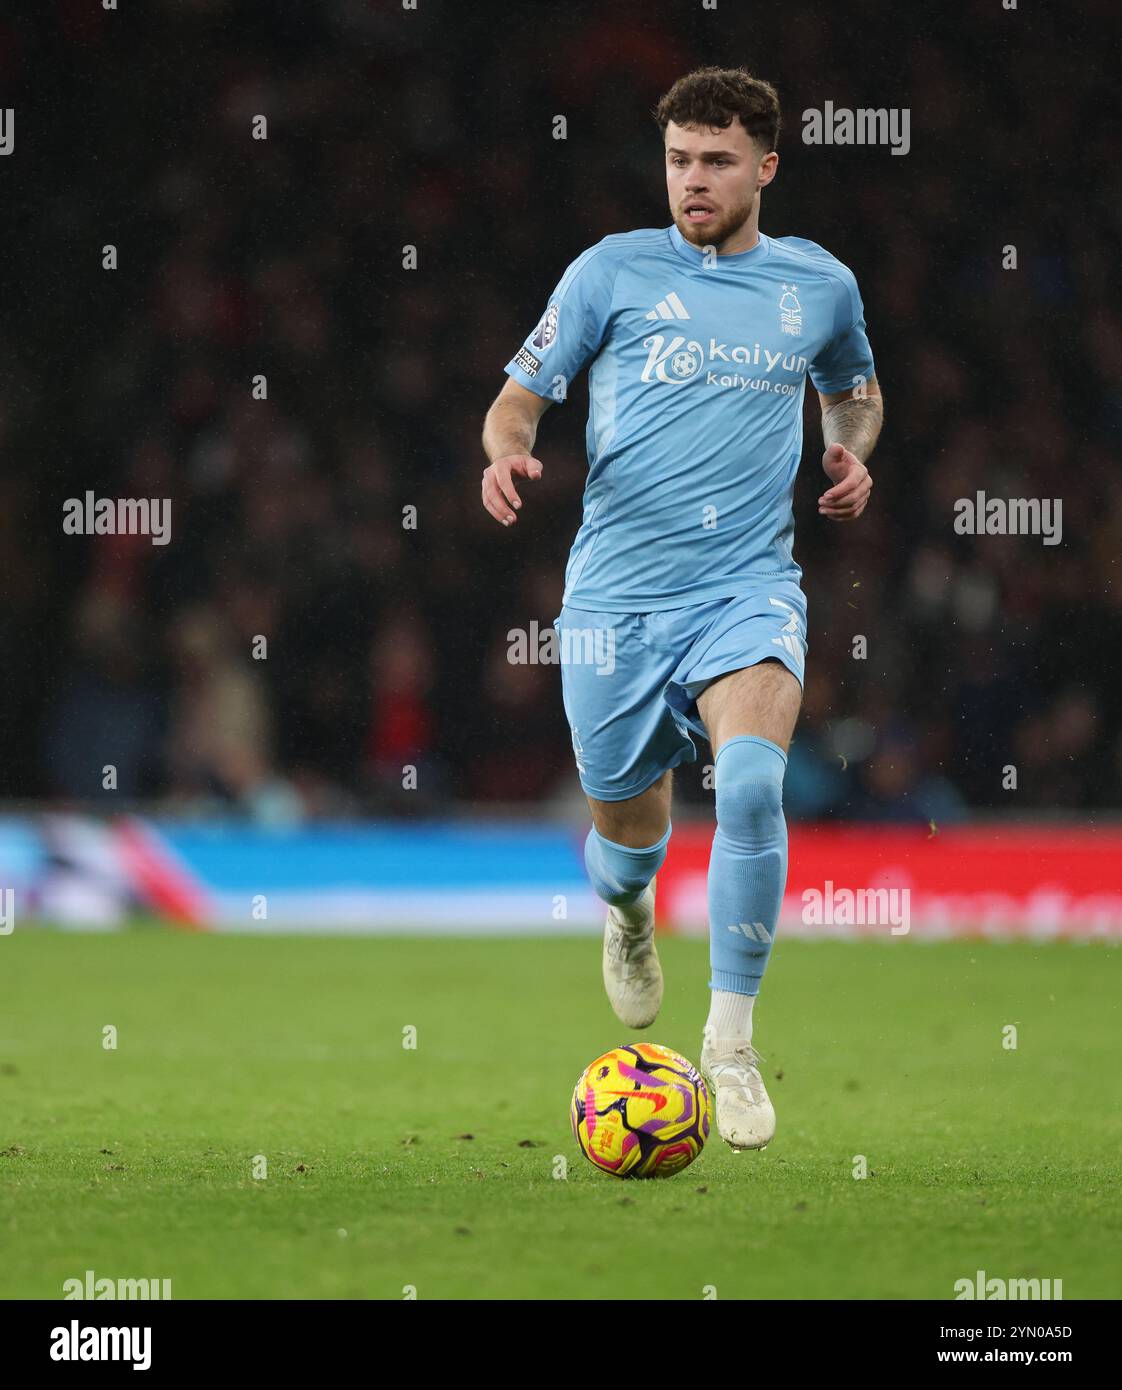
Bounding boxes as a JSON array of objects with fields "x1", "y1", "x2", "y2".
[{"x1": 2, "y1": 0, "x2": 1119, "y2": 822}]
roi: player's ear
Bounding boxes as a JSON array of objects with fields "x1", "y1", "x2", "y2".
[{"x1": 758, "y1": 150, "x2": 779, "y2": 189}]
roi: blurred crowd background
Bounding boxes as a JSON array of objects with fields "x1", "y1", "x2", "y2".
[{"x1": 3, "y1": 0, "x2": 1120, "y2": 824}]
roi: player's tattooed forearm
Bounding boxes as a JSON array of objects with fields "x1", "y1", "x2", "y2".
[{"x1": 821, "y1": 395, "x2": 883, "y2": 463}]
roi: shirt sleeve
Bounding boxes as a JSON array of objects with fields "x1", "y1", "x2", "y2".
[
  {"x1": 504, "y1": 244, "x2": 617, "y2": 402},
  {"x1": 808, "y1": 270, "x2": 876, "y2": 395}
]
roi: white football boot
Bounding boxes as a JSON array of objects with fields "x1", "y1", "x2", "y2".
[
  {"x1": 602, "y1": 882, "x2": 662, "y2": 1029},
  {"x1": 700, "y1": 1039, "x2": 776, "y2": 1150}
]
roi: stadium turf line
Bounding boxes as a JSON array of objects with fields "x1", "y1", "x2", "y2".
[{"x1": 2, "y1": 931, "x2": 1119, "y2": 1300}]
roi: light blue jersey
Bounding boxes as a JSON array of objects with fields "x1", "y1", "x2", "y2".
[{"x1": 505, "y1": 225, "x2": 875, "y2": 611}]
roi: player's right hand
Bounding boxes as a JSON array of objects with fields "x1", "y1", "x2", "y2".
[{"x1": 481, "y1": 455, "x2": 543, "y2": 526}]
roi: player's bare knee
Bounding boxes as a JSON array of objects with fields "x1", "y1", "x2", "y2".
[
  {"x1": 591, "y1": 803, "x2": 668, "y2": 848},
  {"x1": 589, "y1": 775, "x2": 671, "y2": 849}
]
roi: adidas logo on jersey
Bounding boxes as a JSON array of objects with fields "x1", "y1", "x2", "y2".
[{"x1": 645, "y1": 291, "x2": 691, "y2": 321}]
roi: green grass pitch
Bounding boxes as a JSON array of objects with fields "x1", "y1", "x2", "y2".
[{"x1": 2, "y1": 930, "x2": 1120, "y2": 1300}]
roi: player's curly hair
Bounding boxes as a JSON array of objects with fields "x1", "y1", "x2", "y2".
[{"x1": 654, "y1": 67, "x2": 781, "y2": 151}]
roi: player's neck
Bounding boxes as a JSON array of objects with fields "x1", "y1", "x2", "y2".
[{"x1": 716, "y1": 216, "x2": 761, "y2": 255}]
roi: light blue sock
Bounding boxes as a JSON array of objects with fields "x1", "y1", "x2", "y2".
[
  {"x1": 708, "y1": 736, "x2": 788, "y2": 996},
  {"x1": 584, "y1": 823, "x2": 671, "y2": 907}
]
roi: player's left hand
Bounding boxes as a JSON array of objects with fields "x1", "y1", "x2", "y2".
[{"x1": 819, "y1": 442, "x2": 873, "y2": 521}]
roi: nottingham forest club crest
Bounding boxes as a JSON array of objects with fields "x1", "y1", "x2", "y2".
[{"x1": 779, "y1": 283, "x2": 802, "y2": 336}]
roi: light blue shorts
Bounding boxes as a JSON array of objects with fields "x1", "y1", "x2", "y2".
[{"x1": 555, "y1": 582, "x2": 807, "y2": 802}]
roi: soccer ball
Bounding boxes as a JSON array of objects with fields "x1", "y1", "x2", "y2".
[{"x1": 570, "y1": 1042, "x2": 712, "y2": 1178}]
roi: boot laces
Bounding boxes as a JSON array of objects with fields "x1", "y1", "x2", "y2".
[
  {"x1": 709, "y1": 1045, "x2": 768, "y2": 1103},
  {"x1": 606, "y1": 923, "x2": 652, "y2": 973}
]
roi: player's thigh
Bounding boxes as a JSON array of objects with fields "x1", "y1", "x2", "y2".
[
  {"x1": 697, "y1": 658, "x2": 803, "y2": 755},
  {"x1": 557, "y1": 606, "x2": 694, "y2": 814},
  {"x1": 587, "y1": 770, "x2": 673, "y2": 848}
]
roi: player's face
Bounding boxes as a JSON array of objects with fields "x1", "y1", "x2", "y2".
[{"x1": 664, "y1": 121, "x2": 773, "y2": 250}]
